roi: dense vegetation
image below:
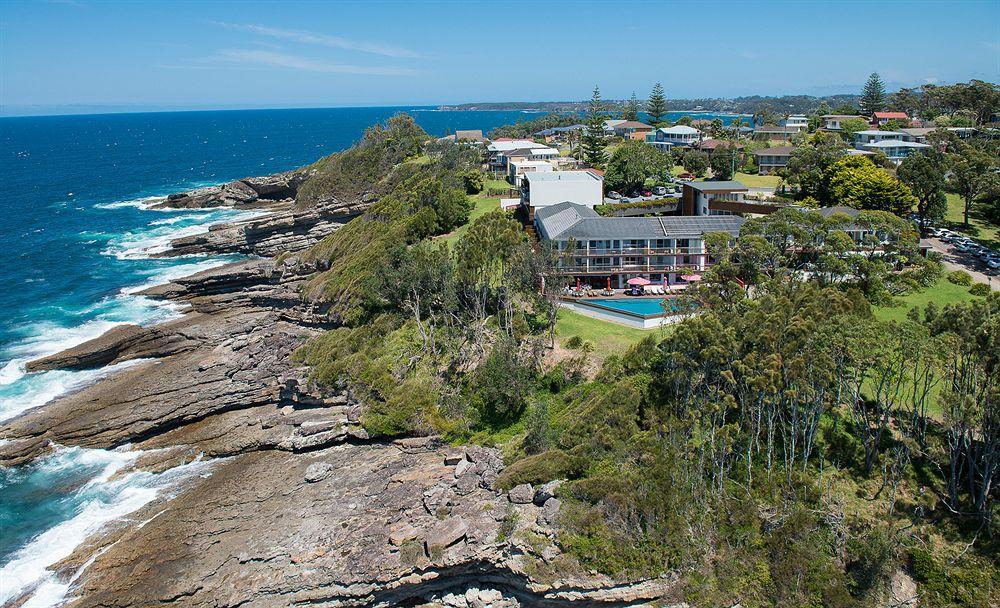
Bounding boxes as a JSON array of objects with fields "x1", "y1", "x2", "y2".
[{"x1": 294, "y1": 113, "x2": 997, "y2": 606}]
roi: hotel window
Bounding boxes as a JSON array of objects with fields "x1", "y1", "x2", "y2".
[{"x1": 677, "y1": 238, "x2": 690, "y2": 249}]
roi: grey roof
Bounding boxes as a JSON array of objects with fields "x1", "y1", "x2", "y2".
[
  {"x1": 684, "y1": 180, "x2": 748, "y2": 192},
  {"x1": 526, "y1": 170, "x2": 600, "y2": 183},
  {"x1": 537, "y1": 203, "x2": 745, "y2": 241},
  {"x1": 818, "y1": 206, "x2": 861, "y2": 218},
  {"x1": 536, "y1": 125, "x2": 586, "y2": 135},
  {"x1": 754, "y1": 146, "x2": 795, "y2": 157},
  {"x1": 455, "y1": 129, "x2": 484, "y2": 141},
  {"x1": 754, "y1": 124, "x2": 797, "y2": 133}
]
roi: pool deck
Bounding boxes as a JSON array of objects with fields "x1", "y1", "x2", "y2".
[{"x1": 560, "y1": 298, "x2": 690, "y2": 329}]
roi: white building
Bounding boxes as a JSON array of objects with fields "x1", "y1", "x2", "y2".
[
  {"x1": 651, "y1": 125, "x2": 702, "y2": 148},
  {"x1": 861, "y1": 140, "x2": 931, "y2": 162},
  {"x1": 821, "y1": 115, "x2": 860, "y2": 130},
  {"x1": 853, "y1": 130, "x2": 908, "y2": 148},
  {"x1": 780, "y1": 114, "x2": 809, "y2": 132},
  {"x1": 508, "y1": 159, "x2": 554, "y2": 183},
  {"x1": 522, "y1": 170, "x2": 604, "y2": 211}
]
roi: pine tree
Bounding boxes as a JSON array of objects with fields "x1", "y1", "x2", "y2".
[
  {"x1": 860, "y1": 72, "x2": 887, "y2": 115},
  {"x1": 582, "y1": 85, "x2": 607, "y2": 168},
  {"x1": 623, "y1": 92, "x2": 640, "y2": 121},
  {"x1": 646, "y1": 82, "x2": 667, "y2": 125}
]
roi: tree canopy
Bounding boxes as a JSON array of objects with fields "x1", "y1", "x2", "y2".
[
  {"x1": 604, "y1": 140, "x2": 672, "y2": 193},
  {"x1": 860, "y1": 72, "x2": 887, "y2": 114}
]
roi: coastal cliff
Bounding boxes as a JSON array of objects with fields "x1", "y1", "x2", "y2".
[
  {"x1": 1, "y1": 254, "x2": 676, "y2": 608},
  {"x1": 0, "y1": 146, "x2": 677, "y2": 606}
]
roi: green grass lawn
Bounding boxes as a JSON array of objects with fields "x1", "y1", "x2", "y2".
[
  {"x1": 439, "y1": 196, "x2": 501, "y2": 247},
  {"x1": 735, "y1": 172, "x2": 783, "y2": 189},
  {"x1": 941, "y1": 192, "x2": 1000, "y2": 248},
  {"x1": 874, "y1": 276, "x2": 979, "y2": 323},
  {"x1": 554, "y1": 308, "x2": 651, "y2": 359}
]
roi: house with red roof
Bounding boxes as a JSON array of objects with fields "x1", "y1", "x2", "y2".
[{"x1": 871, "y1": 112, "x2": 909, "y2": 128}]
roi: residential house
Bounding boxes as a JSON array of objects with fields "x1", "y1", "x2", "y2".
[
  {"x1": 753, "y1": 145, "x2": 795, "y2": 175},
  {"x1": 536, "y1": 124, "x2": 586, "y2": 143},
  {"x1": 648, "y1": 125, "x2": 702, "y2": 150},
  {"x1": 534, "y1": 201, "x2": 745, "y2": 288},
  {"x1": 680, "y1": 181, "x2": 750, "y2": 216},
  {"x1": 899, "y1": 127, "x2": 934, "y2": 144},
  {"x1": 753, "y1": 124, "x2": 798, "y2": 142},
  {"x1": 496, "y1": 146, "x2": 559, "y2": 172},
  {"x1": 455, "y1": 129, "x2": 485, "y2": 143},
  {"x1": 507, "y1": 159, "x2": 554, "y2": 184},
  {"x1": 780, "y1": 115, "x2": 809, "y2": 132},
  {"x1": 871, "y1": 112, "x2": 909, "y2": 127},
  {"x1": 853, "y1": 130, "x2": 908, "y2": 147},
  {"x1": 487, "y1": 139, "x2": 549, "y2": 169},
  {"x1": 821, "y1": 114, "x2": 862, "y2": 131},
  {"x1": 613, "y1": 120, "x2": 654, "y2": 140},
  {"x1": 697, "y1": 139, "x2": 743, "y2": 154},
  {"x1": 861, "y1": 139, "x2": 931, "y2": 162},
  {"x1": 521, "y1": 170, "x2": 604, "y2": 213},
  {"x1": 602, "y1": 119, "x2": 626, "y2": 133}
]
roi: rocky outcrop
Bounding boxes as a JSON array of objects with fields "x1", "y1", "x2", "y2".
[
  {"x1": 164, "y1": 198, "x2": 365, "y2": 257},
  {"x1": 2, "y1": 204, "x2": 684, "y2": 607},
  {"x1": 152, "y1": 170, "x2": 306, "y2": 210},
  {"x1": 45, "y1": 440, "x2": 678, "y2": 608},
  {"x1": 25, "y1": 323, "x2": 197, "y2": 372}
]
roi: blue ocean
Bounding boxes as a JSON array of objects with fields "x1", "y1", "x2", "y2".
[{"x1": 0, "y1": 106, "x2": 746, "y2": 605}]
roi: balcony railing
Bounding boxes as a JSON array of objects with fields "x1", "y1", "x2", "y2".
[{"x1": 569, "y1": 247, "x2": 707, "y2": 256}]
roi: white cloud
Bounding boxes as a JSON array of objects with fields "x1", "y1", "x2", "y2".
[
  {"x1": 217, "y1": 23, "x2": 424, "y2": 59},
  {"x1": 216, "y1": 49, "x2": 419, "y2": 76}
]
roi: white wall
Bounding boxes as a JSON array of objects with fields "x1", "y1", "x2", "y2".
[{"x1": 529, "y1": 178, "x2": 603, "y2": 208}]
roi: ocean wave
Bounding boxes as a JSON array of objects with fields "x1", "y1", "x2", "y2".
[
  {"x1": 0, "y1": 446, "x2": 216, "y2": 608},
  {"x1": 93, "y1": 196, "x2": 167, "y2": 210},
  {"x1": 102, "y1": 208, "x2": 263, "y2": 260},
  {"x1": 119, "y1": 258, "x2": 238, "y2": 295},
  {"x1": 0, "y1": 290, "x2": 186, "y2": 419},
  {"x1": 0, "y1": 359, "x2": 152, "y2": 423}
]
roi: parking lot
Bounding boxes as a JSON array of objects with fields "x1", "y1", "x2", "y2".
[{"x1": 926, "y1": 228, "x2": 1000, "y2": 284}]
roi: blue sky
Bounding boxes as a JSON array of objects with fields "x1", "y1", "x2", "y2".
[{"x1": 2, "y1": 0, "x2": 998, "y2": 115}]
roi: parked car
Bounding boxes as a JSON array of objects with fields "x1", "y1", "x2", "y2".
[
  {"x1": 642, "y1": 190, "x2": 652, "y2": 197},
  {"x1": 607, "y1": 191, "x2": 622, "y2": 200},
  {"x1": 652, "y1": 186, "x2": 667, "y2": 196},
  {"x1": 987, "y1": 257, "x2": 1000, "y2": 269}
]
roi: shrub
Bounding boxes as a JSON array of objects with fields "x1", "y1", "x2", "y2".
[
  {"x1": 969, "y1": 282, "x2": 991, "y2": 296},
  {"x1": 947, "y1": 270, "x2": 973, "y2": 286},
  {"x1": 565, "y1": 335, "x2": 584, "y2": 349},
  {"x1": 460, "y1": 169, "x2": 484, "y2": 194}
]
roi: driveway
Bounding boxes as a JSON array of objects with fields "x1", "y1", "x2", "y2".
[{"x1": 925, "y1": 237, "x2": 998, "y2": 286}]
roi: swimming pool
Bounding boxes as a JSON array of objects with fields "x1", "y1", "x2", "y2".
[{"x1": 585, "y1": 298, "x2": 679, "y2": 318}]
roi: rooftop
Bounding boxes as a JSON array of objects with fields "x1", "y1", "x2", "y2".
[
  {"x1": 614, "y1": 120, "x2": 653, "y2": 129},
  {"x1": 855, "y1": 130, "x2": 906, "y2": 136},
  {"x1": 863, "y1": 140, "x2": 931, "y2": 149},
  {"x1": 525, "y1": 170, "x2": 602, "y2": 183},
  {"x1": 658, "y1": 125, "x2": 700, "y2": 135},
  {"x1": 754, "y1": 124, "x2": 797, "y2": 133},
  {"x1": 537, "y1": 203, "x2": 745, "y2": 241},
  {"x1": 684, "y1": 180, "x2": 749, "y2": 193},
  {"x1": 455, "y1": 129, "x2": 484, "y2": 141},
  {"x1": 754, "y1": 145, "x2": 795, "y2": 156},
  {"x1": 874, "y1": 112, "x2": 908, "y2": 119}
]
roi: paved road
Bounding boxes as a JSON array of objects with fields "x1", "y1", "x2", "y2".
[{"x1": 925, "y1": 237, "x2": 998, "y2": 286}]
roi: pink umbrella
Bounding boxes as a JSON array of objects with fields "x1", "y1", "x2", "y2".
[
  {"x1": 627, "y1": 277, "x2": 651, "y2": 286},
  {"x1": 680, "y1": 274, "x2": 702, "y2": 282}
]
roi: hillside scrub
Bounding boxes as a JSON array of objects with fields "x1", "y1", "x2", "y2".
[
  {"x1": 293, "y1": 114, "x2": 997, "y2": 606},
  {"x1": 295, "y1": 113, "x2": 431, "y2": 210}
]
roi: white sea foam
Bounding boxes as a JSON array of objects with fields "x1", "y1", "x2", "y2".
[
  {"x1": 93, "y1": 195, "x2": 167, "y2": 210},
  {"x1": 0, "y1": 359, "x2": 152, "y2": 423},
  {"x1": 0, "y1": 447, "x2": 215, "y2": 608},
  {"x1": 119, "y1": 259, "x2": 235, "y2": 295},
  {"x1": 102, "y1": 209, "x2": 264, "y2": 260}
]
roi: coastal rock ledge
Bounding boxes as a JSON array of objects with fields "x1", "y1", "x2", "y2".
[{"x1": 2, "y1": 257, "x2": 680, "y2": 607}]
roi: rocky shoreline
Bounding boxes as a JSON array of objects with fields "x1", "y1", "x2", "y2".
[{"x1": 1, "y1": 174, "x2": 677, "y2": 607}]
